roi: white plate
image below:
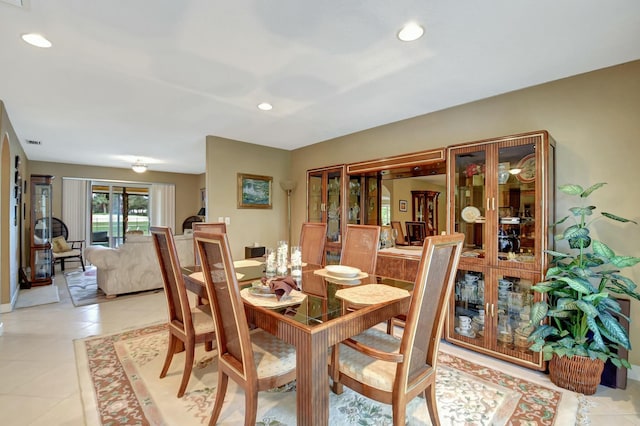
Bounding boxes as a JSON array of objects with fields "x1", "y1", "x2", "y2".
[
  {"x1": 455, "y1": 327, "x2": 476, "y2": 338},
  {"x1": 248, "y1": 287, "x2": 275, "y2": 298},
  {"x1": 325, "y1": 265, "x2": 361, "y2": 278},
  {"x1": 461, "y1": 206, "x2": 481, "y2": 223}
]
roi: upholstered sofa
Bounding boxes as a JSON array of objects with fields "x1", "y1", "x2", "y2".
[{"x1": 84, "y1": 234, "x2": 194, "y2": 297}]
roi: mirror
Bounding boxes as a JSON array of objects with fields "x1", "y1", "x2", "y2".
[{"x1": 346, "y1": 149, "x2": 447, "y2": 241}]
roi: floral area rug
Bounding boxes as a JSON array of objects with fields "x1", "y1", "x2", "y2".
[
  {"x1": 64, "y1": 266, "x2": 161, "y2": 306},
  {"x1": 75, "y1": 324, "x2": 584, "y2": 425}
]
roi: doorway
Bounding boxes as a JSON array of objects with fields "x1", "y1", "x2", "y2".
[{"x1": 90, "y1": 183, "x2": 149, "y2": 247}]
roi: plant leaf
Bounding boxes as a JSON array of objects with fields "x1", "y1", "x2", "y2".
[
  {"x1": 557, "y1": 276, "x2": 595, "y2": 294},
  {"x1": 611, "y1": 256, "x2": 640, "y2": 268},
  {"x1": 592, "y1": 240, "x2": 615, "y2": 259},
  {"x1": 586, "y1": 317, "x2": 606, "y2": 351},
  {"x1": 575, "y1": 300, "x2": 599, "y2": 317},
  {"x1": 599, "y1": 311, "x2": 631, "y2": 349},
  {"x1": 580, "y1": 182, "x2": 606, "y2": 197},
  {"x1": 558, "y1": 184, "x2": 583, "y2": 195},
  {"x1": 601, "y1": 211, "x2": 638, "y2": 224},
  {"x1": 529, "y1": 302, "x2": 548, "y2": 323},
  {"x1": 570, "y1": 206, "x2": 595, "y2": 216}
]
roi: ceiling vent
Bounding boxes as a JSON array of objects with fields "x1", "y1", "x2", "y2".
[{"x1": 26, "y1": 139, "x2": 41, "y2": 145}]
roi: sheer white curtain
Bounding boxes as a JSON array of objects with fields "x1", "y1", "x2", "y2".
[
  {"x1": 150, "y1": 183, "x2": 175, "y2": 233},
  {"x1": 62, "y1": 178, "x2": 88, "y2": 241}
]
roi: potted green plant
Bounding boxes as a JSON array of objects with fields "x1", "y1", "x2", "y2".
[{"x1": 528, "y1": 182, "x2": 640, "y2": 394}]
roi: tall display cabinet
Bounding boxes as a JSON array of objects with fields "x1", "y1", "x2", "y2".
[
  {"x1": 445, "y1": 131, "x2": 555, "y2": 370},
  {"x1": 411, "y1": 190, "x2": 439, "y2": 235},
  {"x1": 307, "y1": 165, "x2": 346, "y2": 264},
  {"x1": 24, "y1": 174, "x2": 55, "y2": 287}
]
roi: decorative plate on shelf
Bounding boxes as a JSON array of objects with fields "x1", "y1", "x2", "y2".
[
  {"x1": 516, "y1": 153, "x2": 536, "y2": 183},
  {"x1": 461, "y1": 206, "x2": 481, "y2": 223}
]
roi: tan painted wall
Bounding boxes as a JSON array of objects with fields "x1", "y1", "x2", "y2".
[
  {"x1": 27, "y1": 161, "x2": 202, "y2": 234},
  {"x1": 286, "y1": 60, "x2": 640, "y2": 365},
  {"x1": 205, "y1": 136, "x2": 291, "y2": 260},
  {"x1": 0, "y1": 101, "x2": 27, "y2": 309}
]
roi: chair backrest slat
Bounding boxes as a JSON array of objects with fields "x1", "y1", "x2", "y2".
[
  {"x1": 192, "y1": 222, "x2": 227, "y2": 265},
  {"x1": 405, "y1": 221, "x2": 427, "y2": 245},
  {"x1": 195, "y1": 231, "x2": 255, "y2": 381},
  {"x1": 399, "y1": 233, "x2": 464, "y2": 386},
  {"x1": 340, "y1": 224, "x2": 381, "y2": 274},
  {"x1": 300, "y1": 222, "x2": 327, "y2": 265},
  {"x1": 151, "y1": 226, "x2": 192, "y2": 330}
]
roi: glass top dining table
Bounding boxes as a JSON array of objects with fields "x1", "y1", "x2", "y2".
[{"x1": 181, "y1": 262, "x2": 413, "y2": 426}]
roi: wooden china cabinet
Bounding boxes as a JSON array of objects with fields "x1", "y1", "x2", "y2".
[
  {"x1": 445, "y1": 130, "x2": 555, "y2": 370},
  {"x1": 23, "y1": 174, "x2": 55, "y2": 287},
  {"x1": 307, "y1": 165, "x2": 347, "y2": 264},
  {"x1": 411, "y1": 190, "x2": 439, "y2": 235}
]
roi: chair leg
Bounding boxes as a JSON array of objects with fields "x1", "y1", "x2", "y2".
[
  {"x1": 392, "y1": 401, "x2": 407, "y2": 426},
  {"x1": 329, "y1": 344, "x2": 344, "y2": 395},
  {"x1": 209, "y1": 371, "x2": 228, "y2": 426},
  {"x1": 80, "y1": 257, "x2": 86, "y2": 271},
  {"x1": 61, "y1": 259, "x2": 65, "y2": 271},
  {"x1": 160, "y1": 333, "x2": 179, "y2": 379},
  {"x1": 177, "y1": 340, "x2": 195, "y2": 397},
  {"x1": 244, "y1": 388, "x2": 259, "y2": 426},
  {"x1": 205, "y1": 339, "x2": 214, "y2": 352},
  {"x1": 424, "y1": 384, "x2": 440, "y2": 426}
]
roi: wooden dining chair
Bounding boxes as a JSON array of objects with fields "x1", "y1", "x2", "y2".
[
  {"x1": 340, "y1": 224, "x2": 381, "y2": 274},
  {"x1": 192, "y1": 222, "x2": 227, "y2": 266},
  {"x1": 150, "y1": 226, "x2": 216, "y2": 398},
  {"x1": 299, "y1": 222, "x2": 327, "y2": 265},
  {"x1": 405, "y1": 221, "x2": 427, "y2": 246},
  {"x1": 330, "y1": 233, "x2": 464, "y2": 426},
  {"x1": 390, "y1": 221, "x2": 409, "y2": 246},
  {"x1": 194, "y1": 231, "x2": 297, "y2": 426}
]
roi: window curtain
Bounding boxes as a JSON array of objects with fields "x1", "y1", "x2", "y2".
[
  {"x1": 150, "y1": 183, "x2": 175, "y2": 233},
  {"x1": 61, "y1": 178, "x2": 88, "y2": 241}
]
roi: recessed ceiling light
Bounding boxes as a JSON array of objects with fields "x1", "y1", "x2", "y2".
[
  {"x1": 21, "y1": 33, "x2": 52, "y2": 48},
  {"x1": 397, "y1": 22, "x2": 424, "y2": 42},
  {"x1": 257, "y1": 102, "x2": 273, "y2": 111}
]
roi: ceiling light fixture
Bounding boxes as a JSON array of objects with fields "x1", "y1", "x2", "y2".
[
  {"x1": 257, "y1": 102, "x2": 273, "y2": 111},
  {"x1": 397, "y1": 22, "x2": 424, "y2": 42},
  {"x1": 21, "y1": 33, "x2": 52, "y2": 48},
  {"x1": 132, "y1": 161, "x2": 148, "y2": 173}
]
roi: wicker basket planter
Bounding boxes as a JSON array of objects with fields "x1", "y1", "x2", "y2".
[{"x1": 548, "y1": 354, "x2": 604, "y2": 395}]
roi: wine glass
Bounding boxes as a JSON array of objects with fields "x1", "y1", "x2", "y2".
[{"x1": 391, "y1": 228, "x2": 398, "y2": 247}]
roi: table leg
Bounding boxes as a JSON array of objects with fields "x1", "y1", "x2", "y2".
[{"x1": 296, "y1": 329, "x2": 329, "y2": 426}]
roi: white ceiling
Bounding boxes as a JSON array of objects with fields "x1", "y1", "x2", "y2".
[{"x1": 1, "y1": 1, "x2": 639, "y2": 174}]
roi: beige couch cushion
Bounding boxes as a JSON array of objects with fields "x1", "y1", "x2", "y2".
[{"x1": 85, "y1": 234, "x2": 194, "y2": 297}]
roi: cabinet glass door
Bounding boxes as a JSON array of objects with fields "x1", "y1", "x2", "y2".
[
  {"x1": 326, "y1": 170, "x2": 342, "y2": 243},
  {"x1": 496, "y1": 143, "x2": 537, "y2": 268},
  {"x1": 453, "y1": 148, "x2": 487, "y2": 257},
  {"x1": 33, "y1": 184, "x2": 52, "y2": 244},
  {"x1": 308, "y1": 172, "x2": 323, "y2": 223},
  {"x1": 32, "y1": 248, "x2": 52, "y2": 281},
  {"x1": 347, "y1": 176, "x2": 362, "y2": 224},
  {"x1": 492, "y1": 271, "x2": 539, "y2": 364},
  {"x1": 452, "y1": 268, "x2": 487, "y2": 344}
]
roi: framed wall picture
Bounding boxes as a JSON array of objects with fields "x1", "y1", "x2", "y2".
[
  {"x1": 399, "y1": 199, "x2": 408, "y2": 212},
  {"x1": 237, "y1": 173, "x2": 272, "y2": 209}
]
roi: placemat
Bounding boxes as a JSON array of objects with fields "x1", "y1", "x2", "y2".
[
  {"x1": 240, "y1": 288, "x2": 307, "y2": 308},
  {"x1": 335, "y1": 284, "x2": 410, "y2": 307}
]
